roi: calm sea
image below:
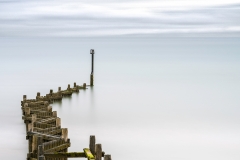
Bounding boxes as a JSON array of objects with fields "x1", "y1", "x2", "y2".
[{"x1": 0, "y1": 36, "x2": 240, "y2": 160}]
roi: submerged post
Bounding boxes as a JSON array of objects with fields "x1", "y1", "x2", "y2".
[{"x1": 90, "y1": 49, "x2": 94, "y2": 86}]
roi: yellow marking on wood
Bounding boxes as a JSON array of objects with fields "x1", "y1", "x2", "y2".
[{"x1": 84, "y1": 148, "x2": 95, "y2": 160}]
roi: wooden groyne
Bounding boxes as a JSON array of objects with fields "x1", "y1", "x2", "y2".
[{"x1": 22, "y1": 82, "x2": 112, "y2": 160}]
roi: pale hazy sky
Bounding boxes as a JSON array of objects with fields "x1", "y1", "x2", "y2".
[{"x1": 0, "y1": 0, "x2": 240, "y2": 36}]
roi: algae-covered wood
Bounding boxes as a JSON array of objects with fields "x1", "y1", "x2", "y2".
[
  {"x1": 44, "y1": 152, "x2": 85, "y2": 158},
  {"x1": 44, "y1": 143, "x2": 71, "y2": 153},
  {"x1": 83, "y1": 148, "x2": 95, "y2": 160}
]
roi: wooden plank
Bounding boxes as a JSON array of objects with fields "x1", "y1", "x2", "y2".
[
  {"x1": 23, "y1": 116, "x2": 45, "y2": 121},
  {"x1": 21, "y1": 99, "x2": 42, "y2": 107},
  {"x1": 76, "y1": 83, "x2": 87, "y2": 89},
  {"x1": 30, "y1": 108, "x2": 49, "y2": 113},
  {"x1": 83, "y1": 148, "x2": 95, "y2": 160},
  {"x1": 22, "y1": 106, "x2": 48, "y2": 112},
  {"x1": 34, "y1": 122, "x2": 55, "y2": 129},
  {"x1": 47, "y1": 129, "x2": 62, "y2": 136},
  {"x1": 44, "y1": 152, "x2": 85, "y2": 158},
  {"x1": 37, "y1": 117, "x2": 56, "y2": 124},
  {"x1": 24, "y1": 101, "x2": 48, "y2": 108},
  {"x1": 61, "y1": 89, "x2": 73, "y2": 96},
  {"x1": 44, "y1": 143, "x2": 70, "y2": 153},
  {"x1": 28, "y1": 132, "x2": 61, "y2": 141},
  {"x1": 33, "y1": 126, "x2": 61, "y2": 133},
  {"x1": 22, "y1": 111, "x2": 54, "y2": 120}
]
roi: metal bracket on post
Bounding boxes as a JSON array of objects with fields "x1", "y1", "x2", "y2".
[{"x1": 90, "y1": 49, "x2": 94, "y2": 86}]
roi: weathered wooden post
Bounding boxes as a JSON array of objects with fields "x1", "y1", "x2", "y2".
[
  {"x1": 36, "y1": 92, "x2": 40, "y2": 99},
  {"x1": 23, "y1": 95, "x2": 27, "y2": 101},
  {"x1": 30, "y1": 114, "x2": 38, "y2": 154},
  {"x1": 38, "y1": 145, "x2": 44, "y2": 160},
  {"x1": 39, "y1": 155, "x2": 44, "y2": 160},
  {"x1": 104, "y1": 155, "x2": 112, "y2": 160},
  {"x1": 95, "y1": 144, "x2": 102, "y2": 160},
  {"x1": 90, "y1": 49, "x2": 94, "y2": 86},
  {"x1": 32, "y1": 114, "x2": 37, "y2": 129},
  {"x1": 56, "y1": 117, "x2": 61, "y2": 127},
  {"x1": 25, "y1": 107, "x2": 30, "y2": 131},
  {"x1": 25, "y1": 107, "x2": 30, "y2": 116},
  {"x1": 24, "y1": 103, "x2": 28, "y2": 108},
  {"x1": 32, "y1": 134, "x2": 38, "y2": 153},
  {"x1": 89, "y1": 135, "x2": 96, "y2": 155},
  {"x1": 74, "y1": 82, "x2": 76, "y2": 87},
  {"x1": 61, "y1": 128, "x2": 68, "y2": 142},
  {"x1": 28, "y1": 123, "x2": 32, "y2": 132},
  {"x1": 83, "y1": 83, "x2": 86, "y2": 89},
  {"x1": 68, "y1": 84, "x2": 70, "y2": 90},
  {"x1": 53, "y1": 111, "x2": 57, "y2": 117},
  {"x1": 37, "y1": 136, "x2": 43, "y2": 159},
  {"x1": 28, "y1": 135, "x2": 33, "y2": 153},
  {"x1": 44, "y1": 101, "x2": 49, "y2": 107},
  {"x1": 47, "y1": 106, "x2": 52, "y2": 112}
]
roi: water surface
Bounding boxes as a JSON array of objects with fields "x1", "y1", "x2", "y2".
[{"x1": 0, "y1": 36, "x2": 240, "y2": 160}]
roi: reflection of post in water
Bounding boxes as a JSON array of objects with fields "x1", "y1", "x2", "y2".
[
  {"x1": 54, "y1": 99, "x2": 62, "y2": 107},
  {"x1": 90, "y1": 49, "x2": 94, "y2": 86}
]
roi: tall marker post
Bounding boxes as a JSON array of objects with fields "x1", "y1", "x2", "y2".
[{"x1": 90, "y1": 49, "x2": 94, "y2": 86}]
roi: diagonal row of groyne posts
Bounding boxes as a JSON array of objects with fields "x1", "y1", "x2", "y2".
[{"x1": 21, "y1": 82, "x2": 112, "y2": 160}]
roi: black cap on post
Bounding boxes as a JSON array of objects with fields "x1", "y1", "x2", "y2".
[{"x1": 90, "y1": 49, "x2": 94, "y2": 86}]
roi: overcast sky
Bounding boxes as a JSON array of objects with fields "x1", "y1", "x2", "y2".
[{"x1": 1, "y1": 0, "x2": 240, "y2": 37}]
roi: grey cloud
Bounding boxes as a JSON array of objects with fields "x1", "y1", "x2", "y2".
[
  {"x1": 0, "y1": 1, "x2": 240, "y2": 37},
  {"x1": 154, "y1": 5, "x2": 240, "y2": 24}
]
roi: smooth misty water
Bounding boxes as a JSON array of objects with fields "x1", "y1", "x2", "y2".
[{"x1": 0, "y1": 36, "x2": 240, "y2": 160}]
